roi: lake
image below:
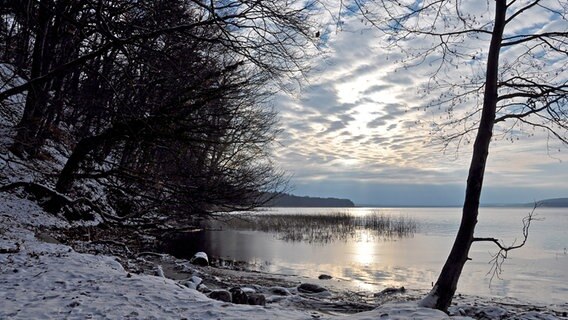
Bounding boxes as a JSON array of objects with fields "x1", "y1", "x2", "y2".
[{"x1": 176, "y1": 207, "x2": 568, "y2": 305}]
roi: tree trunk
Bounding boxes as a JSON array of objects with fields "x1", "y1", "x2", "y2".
[
  {"x1": 55, "y1": 119, "x2": 147, "y2": 193},
  {"x1": 420, "y1": 1, "x2": 507, "y2": 312},
  {"x1": 12, "y1": 0, "x2": 33, "y2": 71},
  {"x1": 11, "y1": 0, "x2": 53, "y2": 157},
  {"x1": 55, "y1": 134, "x2": 108, "y2": 193}
]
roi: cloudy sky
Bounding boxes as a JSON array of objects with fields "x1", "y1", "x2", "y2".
[{"x1": 271, "y1": 1, "x2": 568, "y2": 206}]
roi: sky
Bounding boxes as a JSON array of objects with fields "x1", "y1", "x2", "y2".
[{"x1": 271, "y1": 0, "x2": 568, "y2": 206}]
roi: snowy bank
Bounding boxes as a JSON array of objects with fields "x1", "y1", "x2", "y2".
[{"x1": 1, "y1": 192, "x2": 565, "y2": 319}]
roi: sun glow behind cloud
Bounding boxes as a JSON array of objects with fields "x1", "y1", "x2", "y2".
[{"x1": 272, "y1": 3, "x2": 568, "y2": 205}]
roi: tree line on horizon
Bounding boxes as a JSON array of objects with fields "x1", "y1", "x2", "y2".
[{"x1": 263, "y1": 192, "x2": 355, "y2": 207}]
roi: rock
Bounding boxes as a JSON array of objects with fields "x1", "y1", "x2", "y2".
[
  {"x1": 266, "y1": 295, "x2": 288, "y2": 303},
  {"x1": 247, "y1": 293, "x2": 266, "y2": 306},
  {"x1": 297, "y1": 283, "x2": 327, "y2": 294},
  {"x1": 184, "y1": 281, "x2": 197, "y2": 290},
  {"x1": 318, "y1": 274, "x2": 332, "y2": 280},
  {"x1": 247, "y1": 284, "x2": 262, "y2": 291},
  {"x1": 229, "y1": 287, "x2": 248, "y2": 304},
  {"x1": 268, "y1": 286, "x2": 292, "y2": 296},
  {"x1": 35, "y1": 231, "x2": 60, "y2": 244},
  {"x1": 155, "y1": 265, "x2": 165, "y2": 277},
  {"x1": 189, "y1": 276, "x2": 202, "y2": 286},
  {"x1": 374, "y1": 286, "x2": 405, "y2": 297},
  {"x1": 478, "y1": 306, "x2": 508, "y2": 319},
  {"x1": 198, "y1": 284, "x2": 211, "y2": 294},
  {"x1": 209, "y1": 290, "x2": 232, "y2": 302},
  {"x1": 182, "y1": 276, "x2": 204, "y2": 290},
  {"x1": 241, "y1": 287, "x2": 256, "y2": 294},
  {"x1": 190, "y1": 252, "x2": 209, "y2": 266}
]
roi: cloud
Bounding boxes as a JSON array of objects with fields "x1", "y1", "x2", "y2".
[
  {"x1": 271, "y1": 8, "x2": 568, "y2": 205},
  {"x1": 319, "y1": 120, "x2": 346, "y2": 135},
  {"x1": 361, "y1": 84, "x2": 393, "y2": 95},
  {"x1": 366, "y1": 117, "x2": 387, "y2": 129}
]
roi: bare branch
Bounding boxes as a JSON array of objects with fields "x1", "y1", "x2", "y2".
[
  {"x1": 505, "y1": 0, "x2": 541, "y2": 24},
  {"x1": 473, "y1": 203, "x2": 540, "y2": 283}
]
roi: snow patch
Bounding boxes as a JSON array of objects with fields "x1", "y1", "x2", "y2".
[
  {"x1": 0, "y1": 63, "x2": 25, "y2": 127},
  {"x1": 343, "y1": 302, "x2": 454, "y2": 320},
  {"x1": 418, "y1": 285, "x2": 439, "y2": 308}
]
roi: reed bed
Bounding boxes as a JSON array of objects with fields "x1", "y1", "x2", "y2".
[{"x1": 217, "y1": 211, "x2": 418, "y2": 243}]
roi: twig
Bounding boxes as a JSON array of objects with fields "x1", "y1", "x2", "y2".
[
  {"x1": 33, "y1": 271, "x2": 48, "y2": 278},
  {"x1": 472, "y1": 203, "x2": 540, "y2": 284}
]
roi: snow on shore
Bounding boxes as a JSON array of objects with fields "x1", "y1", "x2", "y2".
[{"x1": 0, "y1": 192, "x2": 564, "y2": 319}]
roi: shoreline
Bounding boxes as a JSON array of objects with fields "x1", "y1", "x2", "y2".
[
  {"x1": 1, "y1": 191, "x2": 567, "y2": 319},
  {"x1": 35, "y1": 218, "x2": 568, "y2": 318},
  {"x1": 124, "y1": 249, "x2": 568, "y2": 318}
]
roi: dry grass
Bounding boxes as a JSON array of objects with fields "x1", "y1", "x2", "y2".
[{"x1": 213, "y1": 211, "x2": 418, "y2": 243}]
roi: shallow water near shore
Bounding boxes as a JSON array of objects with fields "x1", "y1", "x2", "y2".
[{"x1": 173, "y1": 207, "x2": 568, "y2": 305}]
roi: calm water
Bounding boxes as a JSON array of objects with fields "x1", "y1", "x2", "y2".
[{"x1": 183, "y1": 207, "x2": 568, "y2": 304}]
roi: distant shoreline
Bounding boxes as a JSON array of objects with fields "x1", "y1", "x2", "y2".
[
  {"x1": 355, "y1": 197, "x2": 568, "y2": 208},
  {"x1": 266, "y1": 195, "x2": 568, "y2": 208},
  {"x1": 264, "y1": 193, "x2": 355, "y2": 207}
]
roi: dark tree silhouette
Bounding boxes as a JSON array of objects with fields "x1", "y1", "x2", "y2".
[
  {"x1": 0, "y1": 0, "x2": 317, "y2": 224},
  {"x1": 1, "y1": 0, "x2": 318, "y2": 157},
  {"x1": 354, "y1": 0, "x2": 568, "y2": 311}
]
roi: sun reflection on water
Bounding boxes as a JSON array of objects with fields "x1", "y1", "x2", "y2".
[{"x1": 353, "y1": 231, "x2": 377, "y2": 266}]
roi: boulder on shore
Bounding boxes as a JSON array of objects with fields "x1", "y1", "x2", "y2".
[
  {"x1": 209, "y1": 290, "x2": 231, "y2": 302},
  {"x1": 268, "y1": 286, "x2": 292, "y2": 296},
  {"x1": 374, "y1": 286, "x2": 406, "y2": 297},
  {"x1": 183, "y1": 276, "x2": 203, "y2": 290},
  {"x1": 247, "y1": 293, "x2": 266, "y2": 306},
  {"x1": 229, "y1": 287, "x2": 248, "y2": 304},
  {"x1": 297, "y1": 283, "x2": 327, "y2": 294},
  {"x1": 190, "y1": 252, "x2": 209, "y2": 266},
  {"x1": 318, "y1": 274, "x2": 332, "y2": 280}
]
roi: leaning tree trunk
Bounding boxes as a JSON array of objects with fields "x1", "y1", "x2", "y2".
[
  {"x1": 55, "y1": 119, "x2": 148, "y2": 193},
  {"x1": 420, "y1": 1, "x2": 507, "y2": 312},
  {"x1": 55, "y1": 134, "x2": 109, "y2": 193}
]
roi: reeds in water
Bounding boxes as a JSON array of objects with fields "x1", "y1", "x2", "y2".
[{"x1": 217, "y1": 210, "x2": 418, "y2": 244}]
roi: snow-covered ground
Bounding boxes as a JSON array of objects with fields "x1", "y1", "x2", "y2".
[{"x1": 0, "y1": 191, "x2": 566, "y2": 319}]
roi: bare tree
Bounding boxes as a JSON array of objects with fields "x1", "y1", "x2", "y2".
[
  {"x1": 1, "y1": 0, "x2": 317, "y2": 225},
  {"x1": 1, "y1": 0, "x2": 319, "y2": 157},
  {"x1": 353, "y1": 0, "x2": 568, "y2": 311}
]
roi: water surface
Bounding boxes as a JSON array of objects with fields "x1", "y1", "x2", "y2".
[{"x1": 180, "y1": 207, "x2": 568, "y2": 304}]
